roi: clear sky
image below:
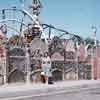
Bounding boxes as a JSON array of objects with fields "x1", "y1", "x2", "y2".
[{"x1": 0, "y1": 0, "x2": 100, "y2": 40}]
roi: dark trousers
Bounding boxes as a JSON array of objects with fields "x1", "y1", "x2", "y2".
[
  {"x1": 41, "y1": 75, "x2": 46, "y2": 83},
  {"x1": 48, "y1": 76, "x2": 53, "y2": 84}
]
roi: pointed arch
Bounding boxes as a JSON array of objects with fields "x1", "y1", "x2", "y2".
[{"x1": 8, "y1": 69, "x2": 25, "y2": 83}]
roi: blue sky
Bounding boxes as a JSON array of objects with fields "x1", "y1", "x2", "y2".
[{"x1": 0, "y1": 0, "x2": 100, "y2": 40}]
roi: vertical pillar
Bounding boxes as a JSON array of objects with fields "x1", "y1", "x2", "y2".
[
  {"x1": 91, "y1": 26, "x2": 98, "y2": 80},
  {"x1": 76, "y1": 58, "x2": 79, "y2": 80},
  {"x1": 62, "y1": 68, "x2": 65, "y2": 80},
  {"x1": 3, "y1": 75, "x2": 7, "y2": 84},
  {"x1": 75, "y1": 49, "x2": 79, "y2": 80},
  {"x1": 3, "y1": 49, "x2": 8, "y2": 84},
  {"x1": 98, "y1": 58, "x2": 100, "y2": 80},
  {"x1": 94, "y1": 57, "x2": 98, "y2": 80},
  {"x1": 26, "y1": 47, "x2": 31, "y2": 84},
  {"x1": 91, "y1": 58, "x2": 94, "y2": 80},
  {"x1": 91, "y1": 57, "x2": 98, "y2": 80}
]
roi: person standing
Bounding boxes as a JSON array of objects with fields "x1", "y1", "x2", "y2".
[
  {"x1": 32, "y1": 75, "x2": 36, "y2": 83},
  {"x1": 40, "y1": 71, "x2": 46, "y2": 83},
  {"x1": 41, "y1": 52, "x2": 51, "y2": 84},
  {"x1": 48, "y1": 69, "x2": 53, "y2": 84}
]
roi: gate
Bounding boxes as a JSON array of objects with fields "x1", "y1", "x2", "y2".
[
  {"x1": 8, "y1": 47, "x2": 26, "y2": 83},
  {"x1": 52, "y1": 69, "x2": 63, "y2": 81},
  {"x1": 8, "y1": 69, "x2": 25, "y2": 83}
]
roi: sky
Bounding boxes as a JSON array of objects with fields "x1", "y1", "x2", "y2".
[{"x1": 0, "y1": 0, "x2": 100, "y2": 40}]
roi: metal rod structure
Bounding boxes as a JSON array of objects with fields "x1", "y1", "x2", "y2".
[
  {"x1": 2, "y1": 10, "x2": 5, "y2": 19},
  {"x1": 0, "y1": 19, "x2": 28, "y2": 27},
  {"x1": 42, "y1": 24, "x2": 83, "y2": 41},
  {"x1": 48, "y1": 26, "x2": 51, "y2": 39},
  {"x1": 0, "y1": 8, "x2": 36, "y2": 22}
]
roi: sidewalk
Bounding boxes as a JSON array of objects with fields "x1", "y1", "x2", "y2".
[{"x1": 0, "y1": 80, "x2": 100, "y2": 93}]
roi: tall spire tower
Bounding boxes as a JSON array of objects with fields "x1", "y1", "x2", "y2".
[
  {"x1": 92, "y1": 26, "x2": 97, "y2": 48},
  {"x1": 30, "y1": 0, "x2": 42, "y2": 16},
  {"x1": 26, "y1": 0, "x2": 43, "y2": 41}
]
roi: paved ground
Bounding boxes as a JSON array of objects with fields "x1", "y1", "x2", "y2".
[
  {"x1": 27, "y1": 87, "x2": 100, "y2": 100},
  {"x1": 0, "y1": 80, "x2": 100, "y2": 100}
]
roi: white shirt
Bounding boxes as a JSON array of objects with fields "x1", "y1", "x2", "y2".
[
  {"x1": 41, "y1": 56, "x2": 51, "y2": 76},
  {"x1": 42, "y1": 56, "x2": 51, "y2": 68}
]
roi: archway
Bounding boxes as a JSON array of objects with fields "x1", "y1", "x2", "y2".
[
  {"x1": 30, "y1": 69, "x2": 41, "y2": 83},
  {"x1": 8, "y1": 69, "x2": 25, "y2": 83},
  {"x1": 64, "y1": 71, "x2": 76, "y2": 80},
  {"x1": 52, "y1": 69, "x2": 63, "y2": 81},
  {"x1": 0, "y1": 74, "x2": 3, "y2": 85},
  {"x1": 9, "y1": 47, "x2": 26, "y2": 72}
]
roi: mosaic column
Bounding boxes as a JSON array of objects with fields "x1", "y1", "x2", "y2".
[
  {"x1": 25, "y1": 46, "x2": 31, "y2": 83},
  {"x1": 2, "y1": 48, "x2": 8, "y2": 84}
]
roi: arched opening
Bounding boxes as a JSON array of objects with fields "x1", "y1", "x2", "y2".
[
  {"x1": 64, "y1": 71, "x2": 76, "y2": 80},
  {"x1": 52, "y1": 69, "x2": 63, "y2": 81},
  {"x1": 8, "y1": 69, "x2": 25, "y2": 83},
  {"x1": 9, "y1": 47, "x2": 26, "y2": 72},
  {"x1": 30, "y1": 70, "x2": 41, "y2": 83},
  {"x1": 0, "y1": 74, "x2": 3, "y2": 85}
]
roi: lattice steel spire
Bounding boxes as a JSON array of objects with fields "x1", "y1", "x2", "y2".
[{"x1": 30, "y1": 0, "x2": 42, "y2": 16}]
